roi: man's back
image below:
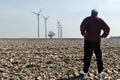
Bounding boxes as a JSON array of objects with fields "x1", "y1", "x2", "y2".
[{"x1": 80, "y1": 16, "x2": 110, "y2": 41}]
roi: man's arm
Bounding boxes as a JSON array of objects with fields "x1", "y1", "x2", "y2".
[
  {"x1": 80, "y1": 18, "x2": 88, "y2": 37},
  {"x1": 101, "y1": 19, "x2": 110, "y2": 38}
]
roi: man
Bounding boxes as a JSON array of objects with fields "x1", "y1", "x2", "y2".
[{"x1": 80, "y1": 9, "x2": 110, "y2": 78}]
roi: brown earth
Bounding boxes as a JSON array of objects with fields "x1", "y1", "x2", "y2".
[{"x1": 0, "y1": 38, "x2": 119, "y2": 80}]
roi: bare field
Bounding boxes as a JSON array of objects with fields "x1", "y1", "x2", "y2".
[{"x1": 0, "y1": 38, "x2": 119, "y2": 80}]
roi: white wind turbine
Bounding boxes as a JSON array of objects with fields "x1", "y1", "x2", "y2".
[
  {"x1": 32, "y1": 9, "x2": 42, "y2": 38},
  {"x1": 42, "y1": 15, "x2": 49, "y2": 38}
]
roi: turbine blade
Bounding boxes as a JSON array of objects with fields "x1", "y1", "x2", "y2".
[
  {"x1": 47, "y1": 16, "x2": 49, "y2": 19},
  {"x1": 38, "y1": 9, "x2": 42, "y2": 14},
  {"x1": 42, "y1": 15, "x2": 45, "y2": 19},
  {"x1": 32, "y1": 12, "x2": 38, "y2": 15}
]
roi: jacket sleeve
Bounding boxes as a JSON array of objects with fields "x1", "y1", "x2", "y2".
[
  {"x1": 80, "y1": 18, "x2": 87, "y2": 36},
  {"x1": 101, "y1": 19, "x2": 110, "y2": 38}
]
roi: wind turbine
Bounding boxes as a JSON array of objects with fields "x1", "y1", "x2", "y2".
[
  {"x1": 42, "y1": 15, "x2": 49, "y2": 38},
  {"x1": 32, "y1": 9, "x2": 42, "y2": 38},
  {"x1": 57, "y1": 20, "x2": 63, "y2": 38},
  {"x1": 59, "y1": 24, "x2": 63, "y2": 38},
  {"x1": 57, "y1": 20, "x2": 60, "y2": 38}
]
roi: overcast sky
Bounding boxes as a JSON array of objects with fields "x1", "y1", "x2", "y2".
[{"x1": 0, "y1": 0, "x2": 120, "y2": 38}]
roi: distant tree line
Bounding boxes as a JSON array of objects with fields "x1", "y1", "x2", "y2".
[{"x1": 109, "y1": 36, "x2": 120, "y2": 39}]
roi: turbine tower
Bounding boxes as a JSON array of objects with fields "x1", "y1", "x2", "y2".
[
  {"x1": 57, "y1": 20, "x2": 63, "y2": 38},
  {"x1": 59, "y1": 24, "x2": 63, "y2": 38},
  {"x1": 42, "y1": 15, "x2": 49, "y2": 38},
  {"x1": 32, "y1": 9, "x2": 42, "y2": 38},
  {"x1": 57, "y1": 21, "x2": 60, "y2": 38}
]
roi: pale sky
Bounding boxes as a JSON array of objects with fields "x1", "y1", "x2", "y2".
[{"x1": 0, "y1": 0, "x2": 120, "y2": 38}]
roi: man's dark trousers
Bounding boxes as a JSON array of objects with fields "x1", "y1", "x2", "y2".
[{"x1": 83, "y1": 40, "x2": 103, "y2": 74}]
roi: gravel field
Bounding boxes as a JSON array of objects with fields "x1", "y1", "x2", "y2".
[{"x1": 0, "y1": 38, "x2": 119, "y2": 80}]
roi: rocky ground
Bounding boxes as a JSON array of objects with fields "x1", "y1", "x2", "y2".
[{"x1": 0, "y1": 38, "x2": 119, "y2": 80}]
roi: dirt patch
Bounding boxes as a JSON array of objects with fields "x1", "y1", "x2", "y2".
[{"x1": 0, "y1": 39, "x2": 119, "y2": 80}]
